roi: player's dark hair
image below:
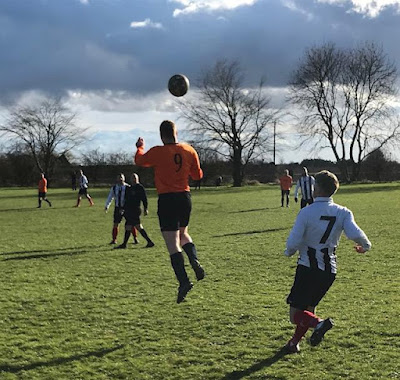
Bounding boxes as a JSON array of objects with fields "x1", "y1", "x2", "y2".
[
  {"x1": 315, "y1": 170, "x2": 339, "y2": 197},
  {"x1": 160, "y1": 120, "x2": 176, "y2": 139}
]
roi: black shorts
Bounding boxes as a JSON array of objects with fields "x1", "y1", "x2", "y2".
[
  {"x1": 286, "y1": 265, "x2": 336, "y2": 310},
  {"x1": 78, "y1": 188, "x2": 88, "y2": 196},
  {"x1": 38, "y1": 192, "x2": 47, "y2": 198},
  {"x1": 158, "y1": 192, "x2": 191, "y2": 231},
  {"x1": 124, "y1": 207, "x2": 141, "y2": 226},
  {"x1": 281, "y1": 190, "x2": 290, "y2": 196},
  {"x1": 113, "y1": 207, "x2": 124, "y2": 224},
  {"x1": 300, "y1": 198, "x2": 313, "y2": 208}
]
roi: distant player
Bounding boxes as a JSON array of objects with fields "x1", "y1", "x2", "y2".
[
  {"x1": 105, "y1": 173, "x2": 139, "y2": 245},
  {"x1": 135, "y1": 120, "x2": 205, "y2": 303},
  {"x1": 279, "y1": 169, "x2": 293, "y2": 207},
  {"x1": 283, "y1": 170, "x2": 371, "y2": 353},
  {"x1": 115, "y1": 173, "x2": 154, "y2": 249},
  {"x1": 37, "y1": 173, "x2": 52, "y2": 208},
  {"x1": 75, "y1": 169, "x2": 94, "y2": 207},
  {"x1": 294, "y1": 167, "x2": 315, "y2": 208}
]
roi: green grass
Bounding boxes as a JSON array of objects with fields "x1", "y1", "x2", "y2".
[{"x1": 0, "y1": 183, "x2": 399, "y2": 379}]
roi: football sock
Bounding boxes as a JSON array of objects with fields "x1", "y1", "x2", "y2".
[
  {"x1": 138, "y1": 228, "x2": 152, "y2": 243},
  {"x1": 112, "y1": 227, "x2": 118, "y2": 241},
  {"x1": 290, "y1": 310, "x2": 321, "y2": 344},
  {"x1": 294, "y1": 310, "x2": 321, "y2": 328},
  {"x1": 123, "y1": 229, "x2": 131, "y2": 245},
  {"x1": 182, "y1": 242, "x2": 198, "y2": 266},
  {"x1": 38, "y1": 199, "x2": 42, "y2": 207},
  {"x1": 170, "y1": 252, "x2": 190, "y2": 286},
  {"x1": 131, "y1": 227, "x2": 137, "y2": 238}
]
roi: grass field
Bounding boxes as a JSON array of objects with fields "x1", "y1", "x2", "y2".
[{"x1": 0, "y1": 183, "x2": 399, "y2": 380}]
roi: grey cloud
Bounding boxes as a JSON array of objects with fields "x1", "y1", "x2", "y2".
[{"x1": 0, "y1": 0, "x2": 399, "y2": 105}]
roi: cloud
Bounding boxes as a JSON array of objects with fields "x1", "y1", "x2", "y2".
[
  {"x1": 79, "y1": 0, "x2": 89, "y2": 4},
  {"x1": 317, "y1": 0, "x2": 400, "y2": 17},
  {"x1": 130, "y1": 18, "x2": 163, "y2": 29},
  {"x1": 170, "y1": 0, "x2": 259, "y2": 17}
]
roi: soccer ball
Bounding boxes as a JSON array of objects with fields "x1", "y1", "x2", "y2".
[{"x1": 168, "y1": 74, "x2": 190, "y2": 97}]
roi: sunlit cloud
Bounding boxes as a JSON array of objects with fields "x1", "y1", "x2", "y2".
[
  {"x1": 170, "y1": 0, "x2": 259, "y2": 17},
  {"x1": 130, "y1": 18, "x2": 163, "y2": 29},
  {"x1": 317, "y1": 0, "x2": 400, "y2": 17}
]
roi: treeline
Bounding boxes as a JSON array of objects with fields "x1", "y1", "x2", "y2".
[{"x1": 0, "y1": 149, "x2": 399, "y2": 187}]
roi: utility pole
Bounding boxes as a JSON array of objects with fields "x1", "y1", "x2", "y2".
[{"x1": 273, "y1": 121, "x2": 276, "y2": 164}]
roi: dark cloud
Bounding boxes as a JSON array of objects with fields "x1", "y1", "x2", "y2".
[{"x1": 0, "y1": 0, "x2": 399, "y2": 104}]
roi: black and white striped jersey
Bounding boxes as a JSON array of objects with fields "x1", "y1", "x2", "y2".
[
  {"x1": 294, "y1": 175, "x2": 315, "y2": 200},
  {"x1": 105, "y1": 184, "x2": 129, "y2": 209},
  {"x1": 284, "y1": 197, "x2": 371, "y2": 274},
  {"x1": 79, "y1": 175, "x2": 89, "y2": 189}
]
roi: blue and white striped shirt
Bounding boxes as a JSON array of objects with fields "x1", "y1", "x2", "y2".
[{"x1": 284, "y1": 197, "x2": 371, "y2": 274}]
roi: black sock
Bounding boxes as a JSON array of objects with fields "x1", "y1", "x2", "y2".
[
  {"x1": 139, "y1": 228, "x2": 152, "y2": 243},
  {"x1": 182, "y1": 242, "x2": 198, "y2": 266},
  {"x1": 123, "y1": 230, "x2": 131, "y2": 245},
  {"x1": 38, "y1": 199, "x2": 42, "y2": 207},
  {"x1": 170, "y1": 252, "x2": 190, "y2": 286},
  {"x1": 45, "y1": 199, "x2": 51, "y2": 206}
]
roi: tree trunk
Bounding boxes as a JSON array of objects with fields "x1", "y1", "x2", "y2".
[
  {"x1": 232, "y1": 148, "x2": 243, "y2": 187},
  {"x1": 338, "y1": 159, "x2": 350, "y2": 183}
]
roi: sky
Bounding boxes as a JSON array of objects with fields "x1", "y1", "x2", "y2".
[{"x1": 1, "y1": 0, "x2": 400, "y2": 163}]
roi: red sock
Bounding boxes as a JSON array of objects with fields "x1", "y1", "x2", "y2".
[
  {"x1": 290, "y1": 310, "x2": 321, "y2": 344},
  {"x1": 131, "y1": 227, "x2": 137, "y2": 238},
  {"x1": 112, "y1": 227, "x2": 118, "y2": 241}
]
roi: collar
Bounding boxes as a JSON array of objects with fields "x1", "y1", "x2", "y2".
[{"x1": 314, "y1": 197, "x2": 333, "y2": 203}]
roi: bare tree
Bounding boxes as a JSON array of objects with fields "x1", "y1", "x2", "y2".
[
  {"x1": 289, "y1": 42, "x2": 399, "y2": 181},
  {"x1": 0, "y1": 98, "x2": 85, "y2": 177},
  {"x1": 179, "y1": 60, "x2": 277, "y2": 186}
]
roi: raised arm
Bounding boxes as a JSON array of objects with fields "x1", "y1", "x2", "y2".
[{"x1": 134, "y1": 138, "x2": 154, "y2": 168}]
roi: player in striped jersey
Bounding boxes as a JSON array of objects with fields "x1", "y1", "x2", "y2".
[
  {"x1": 283, "y1": 170, "x2": 371, "y2": 353},
  {"x1": 135, "y1": 120, "x2": 205, "y2": 303},
  {"x1": 75, "y1": 170, "x2": 94, "y2": 207},
  {"x1": 294, "y1": 167, "x2": 315, "y2": 208},
  {"x1": 114, "y1": 173, "x2": 154, "y2": 249},
  {"x1": 105, "y1": 173, "x2": 138, "y2": 245}
]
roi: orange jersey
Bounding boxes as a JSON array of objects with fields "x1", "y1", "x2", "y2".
[
  {"x1": 38, "y1": 178, "x2": 47, "y2": 192},
  {"x1": 135, "y1": 143, "x2": 203, "y2": 194},
  {"x1": 279, "y1": 175, "x2": 292, "y2": 191}
]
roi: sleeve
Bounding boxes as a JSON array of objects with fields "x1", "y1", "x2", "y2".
[
  {"x1": 135, "y1": 146, "x2": 155, "y2": 168},
  {"x1": 343, "y1": 210, "x2": 372, "y2": 251},
  {"x1": 284, "y1": 211, "x2": 307, "y2": 257},
  {"x1": 105, "y1": 187, "x2": 114, "y2": 209},
  {"x1": 189, "y1": 149, "x2": 203, "y2": 181},
  {"x1": 140, "y1": 185, "x2": 148, "y2": 210},
  {"x1": 294, "y1": 179, "x2": 300, "y2": 198}
]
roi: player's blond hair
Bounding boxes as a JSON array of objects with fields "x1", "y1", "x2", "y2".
[
  {"x1": 160, "y1": 120, "x2": 177, "y2": 140},
  {"x1": 315, "y1": 170, "x2": 339, "y2": 197}
]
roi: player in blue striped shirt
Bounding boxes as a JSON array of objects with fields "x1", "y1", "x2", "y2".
[{"x1": 284, "y1": 170, "x2": 371, "y2": 353}]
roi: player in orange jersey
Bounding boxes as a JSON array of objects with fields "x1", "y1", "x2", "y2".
[
  {"x1": 279, "y1": 169, "x2": 293, "y2": 207},
  {"x1": 37, "y1": 173, "x2": 52, "y2": 208},
  {"x1": 135, "y1": 120, "x2": 205, "y2": 303}
]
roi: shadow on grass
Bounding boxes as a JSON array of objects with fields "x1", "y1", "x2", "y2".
[
  {"x1": 214, "y1": 227, "x2": 287, "y2": 238},
  {"x1": 3, "y1": 250, "x2": 93, "y2": 261},
  {"x1": 229, "y1": 207, "x2": 281, "y2": 214},
  {"x1": 0, "y1": 205, "x2": 84, "y2": 213},
  {"x1": 222, "y1": 346, "x2": 289, "y2": 379},
  {"x1": 0, "y1": 344, "x2": 124, "y2": 373},
  {"x1": 1, "y1": 245, "x2": 106, "y2": 256}
]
